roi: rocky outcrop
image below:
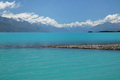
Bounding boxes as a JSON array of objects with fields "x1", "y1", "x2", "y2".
[
  {"x1": 43, "y1": 44, "x2": 120, "y2": 50},
  {"x1": 0, "y1": 44, "x2": 120, "y2": 50}
]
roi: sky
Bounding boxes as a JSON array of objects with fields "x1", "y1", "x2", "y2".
[{"x1": 0, "y1": 0, "x2": 120, "y2": 27}]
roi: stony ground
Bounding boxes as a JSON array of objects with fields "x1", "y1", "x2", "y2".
[
  {"x1": 43, "y1": 44, "x2": 120, "y2": 50},
  {"x1": 1, "y1": 44, "x2": 120, "y2": 50}
]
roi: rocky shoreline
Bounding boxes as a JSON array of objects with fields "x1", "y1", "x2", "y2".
[
  {"x1": 42, "y1": 44, "x2": 120, "y2": 50},
  {"x1": 1, "y1": 44, "x2": 120, "y2": 50}
]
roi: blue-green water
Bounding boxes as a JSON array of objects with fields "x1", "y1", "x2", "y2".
[
  {"x1": 0, "y1": 33, "x2": 120, "y2": 46},
  {"x1": 0, "y1": 33, "x2": 120, "y2": 80}
]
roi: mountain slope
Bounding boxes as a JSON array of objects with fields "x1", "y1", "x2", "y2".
[
  {"x1": 0, "y1": 17, "x2": 45, "y2": 32},
  {"x1": 91, "y1": 23, "x2": 120, "y2": 32},
  {"x1": 0, "y1": 16, "x2": 120, "y2": 32}
]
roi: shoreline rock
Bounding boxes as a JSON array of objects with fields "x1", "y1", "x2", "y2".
[
  {"x1": 0, "y1": 44, "x2": 120, "y2": 50},
  {"x1": 42, "y1": 44, "x2": 120, "y2": 50}
]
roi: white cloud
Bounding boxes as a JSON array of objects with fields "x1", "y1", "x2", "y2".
[
  {"x1": 2, "y1": 11, "x2": 61, "y2": 27},
  {"x1": 104, "y1": 14, "x2": 120, "y2": 23},
  {"x1": 1, "y1": 11, "x2": 120, "y2": 28},
  {"x1": 0, "y1": 1, "x2": 20, "y2": 9}
]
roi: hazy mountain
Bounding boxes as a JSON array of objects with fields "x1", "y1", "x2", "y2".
[
  {"x1": 0, "y1": 16, "x2": 88, "y2": 32},
  {"x1": 0, "y1": 16, "x2": 46, "y2": 32},
  {"x1": 0, "y1": 16, "x2": 120, "y2": 32},
  {"x1": 90, "y1": 22, "x2": 120, "y2": 32}
]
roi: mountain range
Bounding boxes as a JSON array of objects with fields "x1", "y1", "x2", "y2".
[{"x1": 0, "y1": 16, "x2": 120, "y2": 32}]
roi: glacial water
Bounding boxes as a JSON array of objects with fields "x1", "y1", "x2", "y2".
[
  {"x1": 0, "y1": 33, "x2": 120, "y2": 80},
  {"x1": 0, "y1": 33, "x2": 120, "y2": 46}
]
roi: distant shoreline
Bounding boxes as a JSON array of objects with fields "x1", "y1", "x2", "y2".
[
  {"x1": 88, "y1": 31, "x2": 120, "y2": 33},
  {"x1": 0, "y1": 44, "x2": 120, "y2": 50}
]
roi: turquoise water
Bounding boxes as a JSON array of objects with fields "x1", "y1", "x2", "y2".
[
  {"x1": 0, "y1": 48, "x2": 120, "y2": 80},
  {"x1": 0, "y1": 33, "x2": 120, "y2": 80},
  {"x1": 0, "y1": 33, "x2": 120, "y2": 46}
]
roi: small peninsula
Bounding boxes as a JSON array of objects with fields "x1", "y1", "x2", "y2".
[
  {"x1": 42, "y1": 44, "x2": 120, "y2": 50},
  {"x1": 0, "y1": 44, "x2": 120, "y2": 50}
]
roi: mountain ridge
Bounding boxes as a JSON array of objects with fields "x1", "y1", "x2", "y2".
[{"x1": 0, "y1": 16, "x2": 120, "y2": 32}]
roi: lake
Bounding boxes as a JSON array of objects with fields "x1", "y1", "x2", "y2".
[{"x1": 0, "y1": 33, "x2": 120, "y2": 80}]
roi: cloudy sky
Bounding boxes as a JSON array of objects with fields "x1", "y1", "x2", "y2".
[{"x1": 0, "y1": 0, "x2": 120, "y2": 27}]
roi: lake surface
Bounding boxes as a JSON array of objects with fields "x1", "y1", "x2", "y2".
[
  {"x1": 0, "y1": 33, "x2": 120, "y2": 46},
  {"x1": 0, "y1": 33, "x2": 120, "y2": 80}
]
